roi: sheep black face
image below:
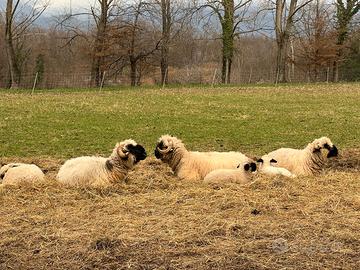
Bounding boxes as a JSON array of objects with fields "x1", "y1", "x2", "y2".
[
  {"x1": 324, "y1": 143, "x2": 338, "y2": 158},
  {"x1": 311, "y1": 137, "x2": 338, "y2": 158},
  {"x1": 127, "y1": 144, "x2": 147, "y2": 163},
  {"x1": 241, "y1": 162, "x2": 257, "y2": 172}
]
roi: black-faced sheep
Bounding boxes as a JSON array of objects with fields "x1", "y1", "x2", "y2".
[
  {"x1": 57, "y1": 139, "x2": 147, "y2": 186},
  {"x1": 154, "y1": 135, "x2": 253, "y2": 181},
  {"x1": 203, "y1": 161, "x2": 257, "y2": 184},
  {"x1": 0, "y1": 163, "x2": 45, "y2": 185},
  {"x1": 257, "y1": 155, "x2": 296, "y2": 178},
  {"x1": 266, "y1": 136, "x2": 338, "y2": 176}
]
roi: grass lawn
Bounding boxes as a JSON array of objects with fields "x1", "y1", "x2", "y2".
[
  {"x1": 0, "y1": 83, "x2": 359, "y2": 269},
  {"x1": 0, "y1": 83, "x2": 359, "y2": 158}
]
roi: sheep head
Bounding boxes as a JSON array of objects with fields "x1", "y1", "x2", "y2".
[
  {"x1": 0, "y1": 163, "x2": 21, "y2": 182},
  {"x1": 112, "y1": 139, "x2": 147, "y2": 166},
  {"x1": 154, "y1": 135, "x2": 185, "y2": 161},
  {"x1": 310, "y1": 137, "x2": 338, "y2": 158},
  {"x1": 238, "y1": 161, "x2": 257, "y2": 172},
  {"x1": 257, "y1": 155, "x2": 277, "y2": 167}
]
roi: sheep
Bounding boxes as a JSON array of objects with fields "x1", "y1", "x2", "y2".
[
  {"x1": 0, "y1": 163, "x2": 45, "y2": 185},
  {"x1": 257, "y1": 155, "x2": 296, "y2": 178},
  {"x1": 203, "y1": 161, "x2": 257, "y2": 184},
  {"x1": 154, "y1": 135, "x2": 254, "y2": 181},
  {"x1": 57, "y1": 139, "x2": 147, "y2": 186},
  {"x1": 266, "y1": 136, "x2": 338, "y2": 176}
]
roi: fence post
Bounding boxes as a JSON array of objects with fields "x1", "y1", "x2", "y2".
[
  {"x1": 211, "y1": 68, "x2": 217, "y2": 87},
  {"x1": 99, "y1": 71, "x2": 106, "y2": 92},
  {"x1": 162, "y1": 68, "x2": 168, "y2": 89},
  {"x1": 31, "y1": 72, "x2": 39, "y2": 95},
  {"x1": 326, "y1": 67, "x2": 330, "y2": 83},
  {"x1": 248, "y1": 68, "x2": 253, "y2": 84}
]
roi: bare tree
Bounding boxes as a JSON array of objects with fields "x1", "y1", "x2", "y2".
[
  {"x1": 198, "y1": 0, "x2": 256, "y2": 84},
  {"x1": 332, "y1": 0, "x2": 360, "y2": 81},
  {"x1": 274, "y1": 0, "x2": 312, "y2": 83},
  {"x1": 294, "y1": 0, "x2": 338, "y2": 81},
  {"x1": 3, "y1": 0, "x2": 49, "y2": 88},
  {"x1": 90, "y1": 0, "x2": 116, "y2": 87},
  {"x1": 159, "y1": 0, "x2": 171, "y2": 85},
  {"x1": 109, "y1": 0, "x2": 160, "y2": 86},
  {"x1": 145, "y1": 0, "x2": 194, "y2": 85}
]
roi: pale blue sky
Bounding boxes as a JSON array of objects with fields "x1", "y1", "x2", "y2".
[{"x1": 50, "y1": 0, "x2": 92, "y2": 8}]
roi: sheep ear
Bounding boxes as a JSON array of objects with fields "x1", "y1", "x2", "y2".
[
  {"x1": 257, "y1": 158, "x2": 263, "y2": 163},
  {"x1": 244, "y1": 164, "x2": 251, "y2": 171},
  {"x1": 270, "y1": 159, "x2": 277, "y2": 163},
  {"x1": 237, "y1": 164, "x2": 240, "y2": 168},
  {"x1": 323, "y1": 143, "x2": 331, "y2": 150},
  {"x1": 105, "y1": 160, "x2": 113, "y2": 171},
  {"x1": 250, "y1": 162, "x2": 257, "y2": 172}
]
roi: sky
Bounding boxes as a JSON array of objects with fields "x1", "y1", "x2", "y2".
[
  {"x1": 48, "y1": 0, "x2": 93, "y2": 13},
  {"x1": 50, "y1": 0, "x2": 92, "y2": 9}
]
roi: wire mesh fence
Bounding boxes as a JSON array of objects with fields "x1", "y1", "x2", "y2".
[{"x1": 0, "y1": 66, "x2": 358, "y2": 89}]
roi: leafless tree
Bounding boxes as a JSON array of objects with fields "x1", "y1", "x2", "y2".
[
  {"x1": 3, "y1": 0, "x2": 49, "y2": 88},
  {"x1": 198, "y1": 0, "x2": 260, "y2": 84},
  {"x1": 294, "y1": 0, "x2": 338, "y2": 81},
  {"x1": 332, "y1": 0, "x2": 359, "y2": 81},
  {"x1": 274, "y1": 0, "x2": 312, "y2": 83}
]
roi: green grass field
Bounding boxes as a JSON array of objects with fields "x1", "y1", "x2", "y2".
[
  {"x1": 1, "y1": 83, "x2": 360, "y2": 270},
  {"x1": 0, "y1": 83, "x2": 359, "y2": 158}
]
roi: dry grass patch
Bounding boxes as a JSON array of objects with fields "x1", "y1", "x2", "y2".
[{"x1": 1, "y1": 150, "x2": 360, "y2": 269}]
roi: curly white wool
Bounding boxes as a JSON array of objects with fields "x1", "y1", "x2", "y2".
[
  {"x1": 266, "y1": 137, "x2": 338, "y2": 176},
  {"x1": 0, "y1": 163, "x2": 45, "y2": 185},
  {"x1": 155, "y1": 135, "x2": 253, "y2": 181},
  {"x1": 57, "y1": 139, "x2": 146, "y2": 186}
]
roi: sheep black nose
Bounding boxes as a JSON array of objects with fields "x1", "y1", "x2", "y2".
[{"x1": 327, "y1": 145, "x2": 338, "y2": 158}]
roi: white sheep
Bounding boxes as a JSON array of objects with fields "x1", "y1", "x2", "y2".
[
  {"x1": 0, "y1": 163, "x2": 45, "y2": 185},
  {"x1": 257, "y1": 155, "x2": 296, "y2": 178},
  {"x1": 154, "y1": 135, "x2": 253, "y2": 181},
  {"x1": 266, "y1": 136, "x2": 338, "y2": 176},
  {"x1": 57, "y1": 139, "x2": 147, "y2": 186},
  {"x1": 203, "y1": 161, "x2": 257, "y2": 184}
]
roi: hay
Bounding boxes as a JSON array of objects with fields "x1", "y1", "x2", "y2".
[{"x1": 1, "y1": 150, "x2": 359, "y2": 269}]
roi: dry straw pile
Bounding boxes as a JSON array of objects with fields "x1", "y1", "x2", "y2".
[{"x1": 1, "y1": 150, "x2": 360, "y2": 269}]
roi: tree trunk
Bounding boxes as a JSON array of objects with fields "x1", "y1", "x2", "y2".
[
  {"x1": 221, "y1": 0, "x2": 234, "y2": 84},
  {"x1": 160, "y1": 0, "x2": 171, "y2": 85},
  {"x1": 275, "y1": 36, "x2": 289, "y2": 83},
  {"x1": 5, "y1": 0, "x2": 21, "y2": 89},
  {"x1": 274, "y1": 0, "x2": 298, "y2": 84},
  {"x1": 90, "y1": 0, "x2": 109, "y2": 87},
  {"x1": 130, "y1": 58, "x2": 137, "y2": 87},
  {"x1": 332, "y1": 60, "x2": 339, "y2": 82}
]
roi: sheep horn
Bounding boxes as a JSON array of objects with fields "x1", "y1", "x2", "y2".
[
  {"x1": 157, "y1": 141, "x2": 173, "y2": 154},
  {"x1": 117, "y1": 146, "x2": 129, "y2": 158}
]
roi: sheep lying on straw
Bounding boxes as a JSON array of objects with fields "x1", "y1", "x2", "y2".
[
  {"x1": 266, "y1": 136, "x2": 338, "y2": 176},
  {"x1": 257, "y1": 155, "x2": 296, "y2": 178},
  {"x1": 57, "y1": 139, "x2": 147, "y2": 186},
  {"x1": 0, "y1": 163, "x2": 45, "y2": 185},
  {"x1": 203, "y1": 161, "x2": 257, "y2": 184},
  {"x1": 154, "y1": 135, "x2": 253, "y2": 181}
]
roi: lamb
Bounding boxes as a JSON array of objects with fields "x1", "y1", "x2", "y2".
[
  {"x1": 57, "y1": 139, "x2": 147, "y2": 186},
  {"x1": 0, "y1": 163, "x2": 45, "y2": 185},
  {"x1": 203, "y1": 161, "x2": 257, "y2": 184},
  {"x1": 154, "y1": 135, "x2": 254, "y2": 181},
  {"x1": 266, "y1": 136, "x2": 338, "y2": 176},
  {"x1": 257, "y1": 155, "x2": 296, "y2": 178}
]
